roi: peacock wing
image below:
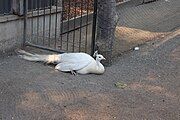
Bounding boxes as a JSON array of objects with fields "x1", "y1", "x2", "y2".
[{"x1": 56, "y1": 53, "x2": 93, "y2": 71}]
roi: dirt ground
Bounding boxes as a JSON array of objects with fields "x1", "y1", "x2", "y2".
[
  {"x1": 114, "y1": 0, "x2": 180, "y2": 55},
  {"x1": 0, "y1": 0, "x2": 180, "y2": 120}
]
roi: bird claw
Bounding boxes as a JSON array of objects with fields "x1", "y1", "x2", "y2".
[
  {"x1": 71, "y1": 70, "x2": 77, "y2": 76},
  {"x1": 43, "y1": 61, "x2": 51, "y2": 66},
  {"x1": 43, "y1": 62, "x2": 48, "y2": 66}
]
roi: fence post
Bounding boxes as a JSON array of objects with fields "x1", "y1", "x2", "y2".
[
  {"x1": 91, "y1": 0, "x2": 98, "y2": 56},
  {"x1": 96, "y1": 0, "x2": 118, "y2": 66},
  {"x1": 23, "y1": 0, "x2": 28, "y2": 48}
]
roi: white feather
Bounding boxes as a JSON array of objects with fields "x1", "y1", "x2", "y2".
[
  {"x1": 18, "y1": 50, "x2": 105, "y2": 74},
  {"x1": 55, "y1": 53, "x2": 92, "y2": 71}
]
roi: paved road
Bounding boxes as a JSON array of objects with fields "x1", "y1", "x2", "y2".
[
  {"x1": 0, "y1": 32, "x2": 179, "y2": 120},
  {"x1": 117, "y1": 0, "x2": 180, "y2": 32}
]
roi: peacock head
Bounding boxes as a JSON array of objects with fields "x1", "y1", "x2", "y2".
[
  {"x1": 96, "y1": 54, "x2": 106, "y2": 61},
  {"x1": 93, "y1": 51, "x2": 106, "y2": 61}
]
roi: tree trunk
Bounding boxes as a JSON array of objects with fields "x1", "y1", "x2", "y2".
[{"x1": 96, "y1": 0, "x2": 118, "y2": 66}]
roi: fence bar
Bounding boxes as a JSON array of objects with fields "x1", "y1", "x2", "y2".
[
  {"x1": 37, "y1": 0, "x2": 40, "y2": 44},
  {"x1": 48, "y1": 0, "x2": 52, "y2": 46},
  {"x1": 23, "y1": 0, "x2": 28, "y2": 47},
  {"x1": 31, "y1": 0, "x2": 34, "y2": 42},
  {"x1": 79, "y1": 0, "x2": 83, "y2": 52},
  {"x1": 0, "y1": 1, "x2": 2, "y2": 15},
  {"x1": 85, "y1": 0, "x2": 89, "y2": 52},
  {"x1": 66, "y1": 0, "x2": 71, "y2": 51},
  {"x1": 54, "y1": 0, "x2": 58, "y2": 49},
  {"x1": 60, "y1": 0, "x2": 65, "y2": 49},
  {"x1": 43, "y1": 0, "x2": 46, "y2": 45},
  {"x1": 3, "y1": 0, "x2": 5, "y2": 15},
  {"x1": 26, "y1": 42, "x2": 64, "y2": 53},
  {"x1": 91, "y1": 0, "x2": 98, "y2": 55},
  {"x1": 61, "y1": 23, "x2": 91, "y2": 36},
  {"x1": 72, "y1": 1, "x2": 77, "y2": 52}
]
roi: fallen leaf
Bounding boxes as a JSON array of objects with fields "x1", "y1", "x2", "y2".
[{"x1": 115, "y1": 82, "x2": 127, "y2": 89}]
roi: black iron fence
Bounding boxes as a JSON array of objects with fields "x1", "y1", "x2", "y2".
[
  {"x1": 23, "y1": 0, "x2": 97, "y2": 54},
  {"x1": 0, "y1": 0, "x2": 11, "y2": 15},
  {"x1": 28, "y1": 0, "x2": 56, "y2": 10}
]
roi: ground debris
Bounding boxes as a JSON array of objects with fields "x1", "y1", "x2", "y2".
[
  {"x1": 134, "y1": 47, "x2": 140, "y2": 51},
  {"x1": 114, "y1": 82, "x2": 127, "y2": 89}
]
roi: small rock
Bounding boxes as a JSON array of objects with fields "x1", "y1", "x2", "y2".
[
  {"x1": 134, "y1": 47, "x2": 140, "y2": 51},
  {"x1": 115, "y1": 82, "x2": 127, "y2": 89},
  {"x1": 161, "y1": 35, "x2": 165, "y2": 38}
]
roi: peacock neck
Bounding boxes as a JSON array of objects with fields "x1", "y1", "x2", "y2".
[
  {"x1": 96, "y1": 59, "x2": 101, "y2": 66},
  {"x1": 95, "y1": 60, "x2": 105, "y2": 74}
]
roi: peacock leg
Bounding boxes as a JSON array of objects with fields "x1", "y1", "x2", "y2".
[{"x1": 70, "y1": 70, "x2": 77, "y2": 76}]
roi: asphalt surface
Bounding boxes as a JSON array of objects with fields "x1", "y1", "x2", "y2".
[
  {"x1": 0, "y1": 0, "x2": 180, "y2": 119},
  {"x1": 117, "y1": 0, "x2": 180, "y2": 32},
  {"x1": 0, "y1": 32, "x2": 179, "y2": 120}
]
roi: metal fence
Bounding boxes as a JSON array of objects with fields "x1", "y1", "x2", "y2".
[
  {"x1": 0, "y1": 0, "x2": 11, "y2": 15},
  {"x1": 23, "y1": 0, "x2": 97, "y2": 54}
]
